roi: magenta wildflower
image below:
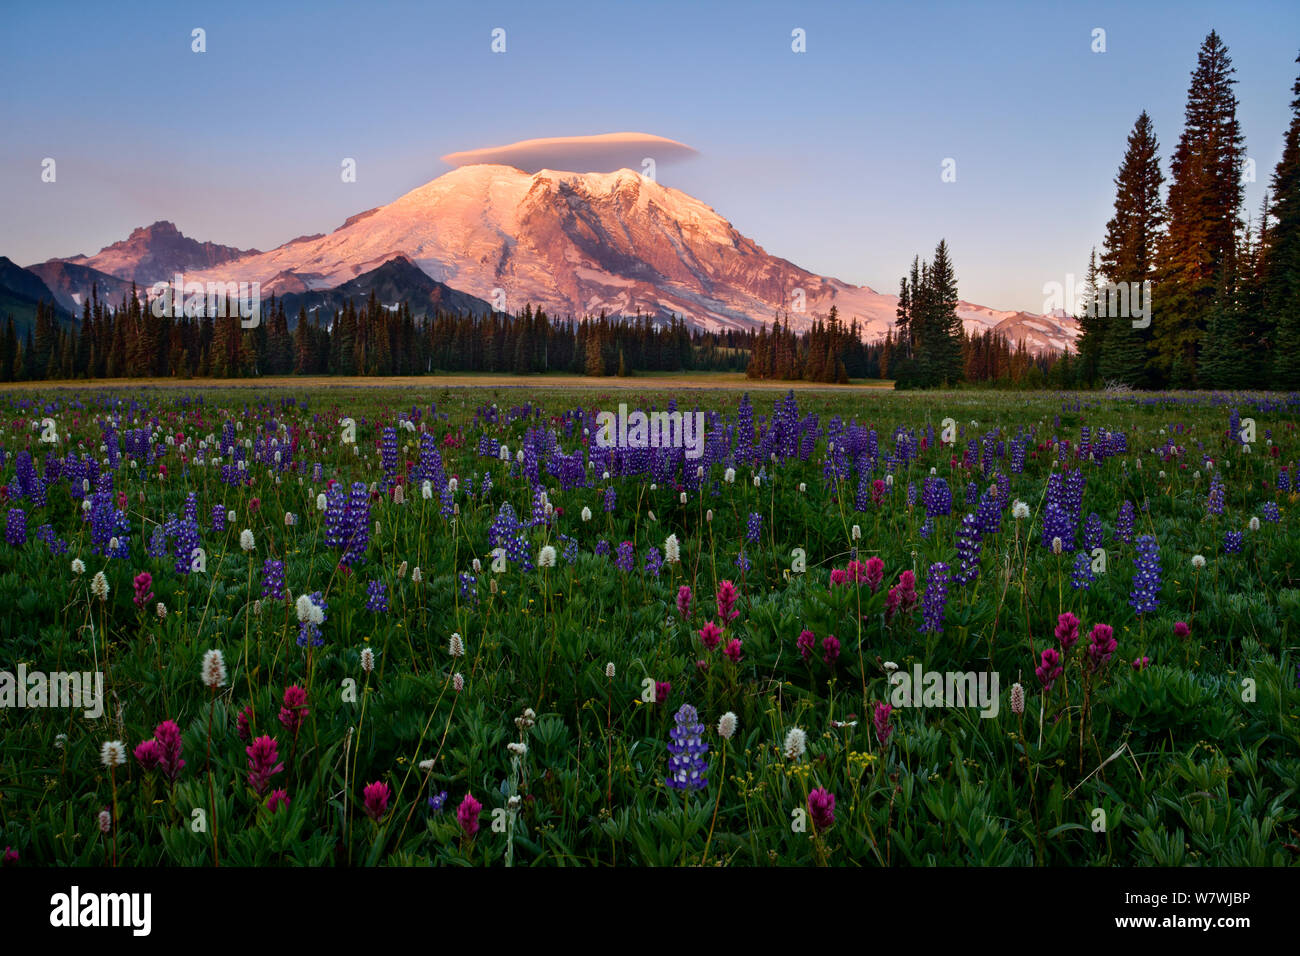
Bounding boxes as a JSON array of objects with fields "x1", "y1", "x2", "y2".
[
  {"x1": 236, "y1": 705, "x2": 252, "y2": 742},
  {"x1": 863, "y1": 556, "x2": 885, "y2": 592},
  {"x1": 716, "y1": 579, "x2": 740, "y2": 623},
  {"x1": 266, "y1": 789, "x2": 290, "y2": 813},
  {"x1": 133, "y1": 739, "x2": 162, "y2": 772},
  {"x1": 246, "y1": 735, "x2": 284, "y2": 795},
  {"x1": 829, "y1": 568, "x2": 848, "y2": 588},
  {"x1": 807, "y1": 787, "x2": 836, "y2": 831},
  {"x1": 676, "y1": 585, "x2": 692, "y2": 618},
  {"x1": 655, "y1": 680, "x2": 672, "y2": 704},
  {"x1": 822, "y1": 634, "x2": 841, "y2": 665},
  {"x1": 362, "y1": 780, "x2": 390, "y2": 821},
  {"x1": 1173, "y1": 620, "x2": 1190, "y2": 639},
  {"x1": 457, "y1": 792, "x2": 482, "y2": 838},
  {"x1": 723, "y1": 638, "x2": 743, "y2": 663},
  {"x1": 1086, "y1": 623, "x2": 1117, "y2": 672},
  {"x1": 797, "y1": 629, "x2": 815, "y2": 661},
  {"x1": 873, "y1": 702, "x2": 894, "y2": 746},
  {"x1": 132, "y1": 571, "x2": 154, "y2": 607},
  {"x1": 154, "y1": 719, "x2": 185, "y2": 782},
  {"x1": 1054, "y1": 612, "x2": 1080, "y2": 652},
  {"x1": 1132, "y1": 656, "x2": 1151, "y2": 671},
  {"x1": 1036, "y1": 648, "x2": 1064, "y2": 689},
  {"x1": 699, "y1": 621, "x2": 723, "y2": 652},
  {"x1": 2, "y1": 846, "x2": 17, "y2": 866},
  {"x1": 278, "y1": 685, "x2": 309, "y2": 737}
]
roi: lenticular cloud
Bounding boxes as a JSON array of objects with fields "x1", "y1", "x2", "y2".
[{"x1": 440, "y1": 132, "x2": 698, "y2": 174}]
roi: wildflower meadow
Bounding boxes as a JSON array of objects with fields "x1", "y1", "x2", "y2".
[{"x1": 0, "y1": 386, "x2": 1297, "y2": 868}]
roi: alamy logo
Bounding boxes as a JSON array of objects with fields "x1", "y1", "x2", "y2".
[
  {"x1": 50, "y1": 886, "x2": 151, "y2": 936},
  {"x1": 594, "y1": 403, "x2": 705, "y2": 460},
  {"x1": 889, "y1": 664, "x2": 1000, "y2": 717},
  {"x1": 149, "y1": 272, "x2": 260, "y2": 327},
  {"x1": 0, "y1": 666, "x2": 104, "y2": 718},
  {"x1": 1042, "y1": 274, "x2": 1151, "y2": 329}
]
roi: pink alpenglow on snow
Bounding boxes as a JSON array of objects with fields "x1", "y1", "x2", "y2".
[
  {"x1": 458, "y1": 793, "x2": 482, "y2": 838},
  {"x1": 363, "y1": 781, "x2": 390, "y2": 821}
]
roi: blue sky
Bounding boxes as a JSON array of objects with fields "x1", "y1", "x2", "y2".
[{"x1": 2, "y1": 0, "x2": 1297, "y2": 312}]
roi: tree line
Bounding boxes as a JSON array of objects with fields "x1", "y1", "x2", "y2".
[{"x1": 1075, "y1": 34, "x2": 1300, "y2": 390}]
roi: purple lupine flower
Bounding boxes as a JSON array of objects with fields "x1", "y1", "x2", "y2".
[
  {"x1": 665, "y1": 704, "x2": 709, "y2": 792},
  {"x1": 644, "y1": 547, "x2": 663, "y2": 578},
  {"x1": 954, "y1": 513, "x2": 982, "y2": 585},
  {"x1": 615, "y1": 541, "x2": 635, "y2": 573},
  {"x1": 260, "y1": 559, "x2": 286, "y2": 601},
  {"x1": 1115, "y1": 499, "x2": 1135, "y2": 544},
  {"x1": 1260, "y1": 501, "x2": 1280, "y2": 524},
  {"x1": 1223, "y1": 530, "x2": 1243, "y2": 554},
  {"x1": 603, "y1": 487, "x2": 616, "y2": 513},
  {"x1": 594, "y1": 539, "x2": 611, "y2": 558},
  {"x1": 365, "y1": 579, "x2": 389, "y2": 613},
  {"x1": 5, "y1": 508, "x2": 26, "y2": 547},
  {"x1": 211, "y1": 504, "x2": 227, "y2": 532},
  {"x1": 1083, "y1": 513, "x2": 1104, "y2": 551},
  {"x1": 1070, "y1": 550, "x2": 1094, "y2": 591},
  {"x1": 1206, "y1": 471, "x2": 1226, "y2": 517},
  {"x1": 922, "y1": 477, "x2": 952, "y2": 518},
  {"x1": 734, "y1": 549, "x2": 751, "y2": 573},
  {"x1": 745, "y1": 511, "x2": 762, "y2": 543},
  {"x1": 1128, "y1": 534, "x2": 1162, "y2": 615},
  {"x1": 918, "y1": 562, "x2": 951, "y2": 635},
  {"x1": 427, "y1": 790, "x2": 448, "y2": 812}
]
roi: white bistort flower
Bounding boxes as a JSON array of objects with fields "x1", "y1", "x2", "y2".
[
  {"x1": 724, "y1": 467, "x2": 736, "y2": 484},
  {"x1": 538, "y1": 545, "x2": 557, "y2": 568},
  {"x1": 201, "y1": 649, "x2": 227, "y2": 689},
  {"x1": 360, "y1": 648, "x2": 375, "y2": 673},
  {"x1": 664, "y1": 534, "x2": 680, "y2": 564},
  {"x1": 581, "y1": 506, "x2": 592, "y2": 522},
  {"x1": 91, "y1": 571, "x2": 110, "y2": 602},
  {"x1": 71, "y1": 558, "x2": 86, "y2": 575},
  {"x1": 717, "y1": 712, "x2": 738, "y2": 740},
  {"x1": 240, "y1": 529, "x2": 255, "y2": 552},
  {"x1": 449, "y1": 633, "x2": 465, "y2": 657},
  {"x1": 783, "y1": 727, "x2": 807, "y2": 760},
  {"x1": 1191, "y1": 554, "x2": 1206, "y2": 569},
  {"x1": 605, "y1": 662, "x2": 615, "y2": 679},
  {"x1": 100, "y1": 740, "x2": 126, "y2": 769},
  {"x1": 1012, "y1": 500, "x2": 1030, "y2": 520}
]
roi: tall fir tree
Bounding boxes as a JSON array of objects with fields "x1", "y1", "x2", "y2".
[
  {"x1": 1153, "y1": 31, "x2": 1246, "y2": 387},
  {"x1": 1265, "y1": 50, "x2": 1300, "y2": 389}
]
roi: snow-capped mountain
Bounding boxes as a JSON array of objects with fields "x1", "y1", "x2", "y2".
[
  {"x1": 46, "y1": 221, "x2": 259, "y2": 288},
  {"x1": 39, "y1": 166, "x2": 1076, "y2": 351}
]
